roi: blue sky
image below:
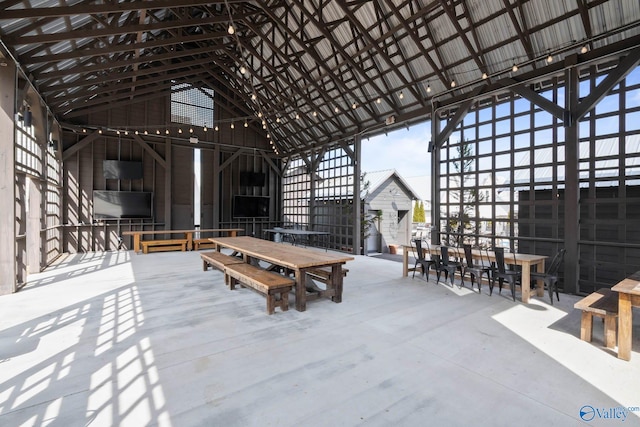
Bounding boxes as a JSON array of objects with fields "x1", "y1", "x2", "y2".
[{"x1": 360, "y1": 121, "x2": 432, "y2": 179}]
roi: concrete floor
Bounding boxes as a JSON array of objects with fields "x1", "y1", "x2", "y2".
[{"x1": 0, "y1": 249, "x2": 639, "y2": 427}]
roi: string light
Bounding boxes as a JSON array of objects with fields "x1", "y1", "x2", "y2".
[
  {"x1": 376, "y1": 97, "x2": 382, "y2": 104},
  {"x1": 244, "y1": 120, "x2": 248, "y2": 127},
  {"x1": 399, "y1": 91, "x2": 404, "y2": 99},
  {"x1": 203, "y1": 124, "x2": 208, "y2": 132},
  {"x1": 450, "y1": 80, "x2": 456, "y2": 88},
  {"x1": 546, "y1": 53, "x2": 553, "y2": 63},
  {"x1": 482, "y1": 72, "x2": 488, "y2": 79},
  {"x1": 581, "y1": 45, "x2": 588, "y2": 54},
  {"x1": 426, "y1": 84, "x2": 431, "y2": 93},
  {"x1": 215, "y1": 125, "x2": 219, "y2": 131},
  {"x1": 512, "y1": 63, "x2": 518, "y2": 72},
  {"x1": 230, "y1": 122, "x2": 235, "y2": 129},
  {"x1": 228, "y1": 24, "x2": 235, "y2": 35}
]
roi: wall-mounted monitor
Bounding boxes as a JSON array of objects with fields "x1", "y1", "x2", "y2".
[
  {"x1": 240, "y1": 171, "x2": 266, "y2": 187},
  {"x1": 94, "y1": 191, "x2": 153, "y2": 219},
  {"x1": 233, "y1": 195, "x2": 270, "y2": 218},
  {"x1": 103, "y1": 160, "x2": 144, "y2": 180}
]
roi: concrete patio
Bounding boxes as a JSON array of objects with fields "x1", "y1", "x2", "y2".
[{"x1": 0, "y1": 250, "x2": 638, "y2": 427}]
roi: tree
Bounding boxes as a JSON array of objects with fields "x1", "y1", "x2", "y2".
[
  {"x1": 444, "y1": 140, "x2": 485, "y2": 247},
  {"x1": 413, "y1": 200, "x2": 425, "y2": 223}
]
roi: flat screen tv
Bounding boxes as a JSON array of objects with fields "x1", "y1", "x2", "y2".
[
  {"x1": 240, "y1": 171, "x2": 266, "y2": 187},
  {"x1": 233, "y1": 195, "x2": 270, "y2": 218},
  {"x1": 94, "y1": 191, "x2": 153, "y2": 219},
  {"x1": 103, "y1": 160, "x2": 144, "y2": 180}
]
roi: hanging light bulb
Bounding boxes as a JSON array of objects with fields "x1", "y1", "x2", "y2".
[
  {"x1": 352, "y1": 102, "x2": 357, "y2": 109},
  {"x1": 450, "y1": 80, "x2": 456, "y2": 88},
  {"x1": 240, "y1": 65, "x2": 246, "y2": 74},
  {"x1": 512, "y1": 63, "x2": 518, "y2": 72},
  {"x1": 230, "y1": 122, "x2": 235, "y2": 129},
  {"x1": 98, "y1": 129, "x2": 103, "y2": 134},
  {"x1": 178, "y1": 128, "x2": 183, "y2": 134},
  {"x1": 203, "y1": 124, "x2": 208, "y2": 132},
  {"x1": 276, "y1": 117, "x2": 281, "y2": 123},
  {"x1": 258, "y1": 111, "x2": 262, "y2": 118},
  {"x1": 546, "y1": 53, "x2": 553, "y2": 63},
  {"x1": 156, "y1": 130, "x2": 160, "y2": 135},
  {"x1": 334, "y1": 106, "x2": 339, "y2": 113},
  {"x1": 426, "y1": 84, "x2": 432, "y2": 93},
  {"x1": 124, "y1": 130, "x2": 129, "y2": 135},
  {"x1": 244, "y1": 120, "x2": 248, "y2": 128},
  {"x1": 135, "y1": 130, "x2": 139, "y2": 135},
  {"x1": 144, "y1": 130, "x2": 148, "y2": 135},
  {"x1": 189, "y1": 127, "x2": 194, "y2": 133},
  {"x1": 399, "y1": 91, "x2": 404, "y2": 99},
  {"x1": 376, "y1": 97, "x2": 382, "y2": 104},
  {"x1": 116, "y1": 130, "x2": 120, "y2": 135},
  {"x1": 214, "y1": 125, "x2": 219, "y2": 131},
  {"x1": 228, "y1": 24, "x2": 235, "y2": 35},
  {"x1": 295, "y1": 113, "x2": 300, "y2": 120},
  {"x1": 165, "y1": 129, "x2": 170, "y2": 134},
  {"x1": 581, "y1": 45, "x2": 588, "y2": 54},
  {"x1": 82, "y1": 128, "x2": 87, "y2": 133},
  {"x1": 313, "y1": 111, "x2": 318, "y2": 117},
  {"x1": 251, "y1": 93, "x2": 257, "y2": 100},
  {"x1": 482, "y1": 72, "x2": 488, "y2": 79}
]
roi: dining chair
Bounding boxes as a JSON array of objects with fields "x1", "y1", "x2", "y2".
[
  {"x1": 438, "y1": 245, "x2": 464, "y2": 287},
  {"x1": 530, "y1": 248, "x2": 566, "y2": 305},
  {"x1": 491, "y1": 247, "x2": 521, "y2": 301},
  {"x1": 411, "y1": 239, "x2": 436, "y2": 281},
  {"x1": 463, "y1": 244, "x2": 491, "y2": 293}
]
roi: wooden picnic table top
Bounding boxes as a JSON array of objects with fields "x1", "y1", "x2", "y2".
[{"x1": 209, "y1": 236, "x2": 352, "y2": 269}]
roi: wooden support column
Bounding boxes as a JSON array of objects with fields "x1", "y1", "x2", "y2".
[
  {"x1": 353, "y1": 135, "x2": 362, "y2": 254},
  {"x1": 430, "y1": 110, "x2": 441, "y2": 245},
  {"x1": 563, "y1": 60, "x2": 580, "y2": 295},
  {"x1": 0, "y1": 60, "x2": 16, "y2": 295}
]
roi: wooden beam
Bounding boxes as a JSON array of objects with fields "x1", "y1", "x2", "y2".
[
  {"x1": 62, "y1": 130, "x2": 100, "y2": 160},
  {"x1": 499, "y1": 77, "x2": 566, "y2": 121}
]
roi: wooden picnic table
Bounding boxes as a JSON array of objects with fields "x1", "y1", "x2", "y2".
[
  {"x1": 209, "y1": 236, "x2": 354, "y2": 312},
  {"x1": 402, "y1": 244, "x2": 547, "y2": 303},
  {"x1": 612, "y1": 270, "x2": 640, "y2": 361},
  {"x1": 123, "y1": 228, "x2": 243, "y2": 253}
]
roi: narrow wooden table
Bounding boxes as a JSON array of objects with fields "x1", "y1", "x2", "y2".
[
  {"x1": 123, "y1": 228, "x2": 243, "y2": 253},
  {"x1": 612, "y1": 271, "x2": 640, "y2": 361},
  {"x1": 210, "y1": 236, "x2": 354, "y2": 312},
  {"x1": 402, "y1": 244, "x2": 547, "y2": 303}
]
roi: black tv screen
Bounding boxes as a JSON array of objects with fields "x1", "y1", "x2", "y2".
[
  {"x1": 240, "y1": 171, "x2": 266, "y2": 187},
  {"x1": 103, "y1": 160, "x2": 143, "y2": 180},
  {"x1": 94, "y1": 191, "x2": 153, "y2": 219},
  {"x1": 233, "y1": 195, "x2": 270, "y2": 218}
]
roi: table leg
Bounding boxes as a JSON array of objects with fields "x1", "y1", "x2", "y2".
[
  {"x1": 535, "y1": 259, "x2": 546, "y2": 297},
  {"x1": 294, "y1": 269, "x2": 306, "y2": 312},
  {"x1": 332, "y1": 264, "x2": 343, "y2": 303},
  {"x1": 133, "y1": 234, "x2": 141, "y2": 253},
  {"x1": 618, "y1": 293, "x2": 632, "y2": 361},
  {"x1": 402, "y1": 249, "x2": 409, "y2": 277},
  {"x1": 521, "y1": 262, "x2": 531, "y2": 303}
]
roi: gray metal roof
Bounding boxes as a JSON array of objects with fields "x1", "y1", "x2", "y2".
[{"x1": 1, "y1": 0, "x2": 639, "y2": 156}]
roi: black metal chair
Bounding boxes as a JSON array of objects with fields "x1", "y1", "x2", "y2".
[
  {"x1": 462, "y1": 244, "x2": 491, "y2": 293},
  {"x1": 491, "y1": 247, "x2": 521, "y2": 301},
  {"x1": 530, "y1": 248, "x2": 566, "y2": 305},
  {"x1": 438, "y1": 245, "x2": 464, "y2": 287},
  {"x1": 411, "y1": 239, "x2": 436, "y2": 281}
]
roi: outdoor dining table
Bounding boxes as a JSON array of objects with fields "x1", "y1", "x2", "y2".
[
  {"x1": 612, "y1": 270, "x2": 640, "y2": 361},
  {"x1": 402, "y1": 244, "x2": 547, "y2": 304},
  {"x1": 209, "y1": 236, "x2": 354, "y2": 312}
]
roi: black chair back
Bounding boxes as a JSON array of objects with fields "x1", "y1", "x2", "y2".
[
  {"x1": 413, "y1": 239, "x2": 425, "y2": 261},
  {"x1": 494, "y1": 247, "x2": 507, "y2": 273},
  {"x1": 440, "y1": 246, "x2": 451, "y2": 266},
  {"x1": 546, "y1": 248, "x2": 566, "y2": 275},
  {"x1": 463, "y1": 244, "x2": 474, "y2": 267}
]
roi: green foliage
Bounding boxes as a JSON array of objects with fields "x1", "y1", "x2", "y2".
[{"x1": 413, "y1": 200, "x2": 426, "y2": 223}]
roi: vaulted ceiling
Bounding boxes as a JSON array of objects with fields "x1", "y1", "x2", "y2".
[{"x1": 1, "y1": 0, "x2": 639, "y2": 156}]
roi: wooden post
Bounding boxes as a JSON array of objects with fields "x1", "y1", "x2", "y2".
[{"x1": 0, "y1": 59, "x2": 16, "y2": 294}]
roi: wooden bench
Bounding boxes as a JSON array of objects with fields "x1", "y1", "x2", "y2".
[
  {"x1": 574, "y1": 288, "x2": 619, "y2": 348},
  {"x1": 224, "y1": 263, "x2": 294, "y2": 315},
  {"x1": 194, "y1": 238, "x2": 216, "y2": 251},
  {"x1": 200, "y1": 251, "x2": 244, "y2": 272},
  {"x1": 141, "y1": 239, "x2": 188, "y2": 254}
]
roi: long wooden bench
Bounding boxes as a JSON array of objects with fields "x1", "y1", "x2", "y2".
[
  {"x1": 200, "y1": 251, "x2": 244, "y2": 272},
  {"x1": 194, "y1": 238, "x2": 216, "y2": 251},
  {"x1": 224, "y1": 263, "x2": 294, "y2": 315},
  {"x1": 574, "y1": 288, "x2": 619, "y2": 348},
  {"x1": 141, "y1": 239, "x2": 188, "y2": 254}
]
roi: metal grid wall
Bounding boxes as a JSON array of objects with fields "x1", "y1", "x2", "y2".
[
  {"x1": 282, "y1": 145, "x2": 356, "y2": 252},
  {"x1": 438, "y1": 66, "x2": 640, "y2": 293}
]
